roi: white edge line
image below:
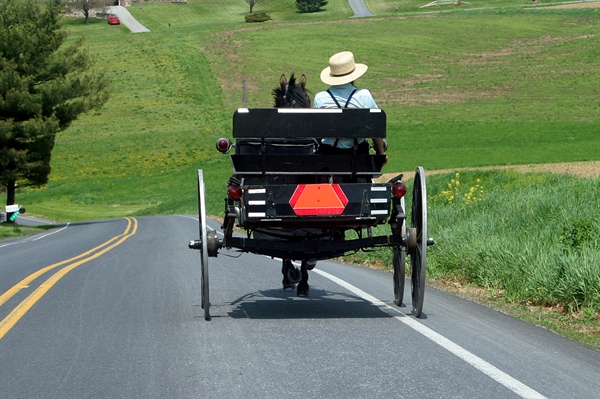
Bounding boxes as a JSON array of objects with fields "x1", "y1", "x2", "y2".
[
  {"x1": 312, "y1": 268, "x2": 548, "y2": 399},
  {"x1": 33, "y1": 222, "x2": 70, "y2": 241},
  {"x1": 0, "y1": 222, "x2": 70, "y2": 248},
  {"x1": 177, "y1": 215, "x2": 222, "y2": 237},
  {"x1": 0, "y1": 241, "x2": 21, "y2": 248}
]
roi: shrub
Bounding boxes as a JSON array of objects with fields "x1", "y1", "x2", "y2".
[
  {"x1": 296, "y1": 0, "x2": 328, "y2": 13},
  {"x1": 245, "y1": 12, "x2": 271, "y2": 22}
]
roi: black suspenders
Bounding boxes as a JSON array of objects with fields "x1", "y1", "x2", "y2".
[
  {"x1": 327, "y1": 89, "x2": 357, "y2": 148},
  {"x1": 327, "y1": 89, "x2": 357, "y2": 108}
]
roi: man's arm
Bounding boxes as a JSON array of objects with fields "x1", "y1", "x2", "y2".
[{"x1": 372, "y1": 138, "x2": 388, "y2": 165}]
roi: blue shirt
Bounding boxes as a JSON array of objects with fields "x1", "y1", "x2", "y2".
[{"x1": 313, "y1": 83, "x2": 378, "y2": 149}]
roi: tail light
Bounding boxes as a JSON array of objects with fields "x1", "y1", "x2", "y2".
[
  {"x1": 216, "y1": 138, "x2": 233, "y2": 154},
  {"x1": 392, "y1": 182, "x2": 407, "y2": 198},
  {"x1": 227, "y1": 184, "x2": 242, "y2": 200}
]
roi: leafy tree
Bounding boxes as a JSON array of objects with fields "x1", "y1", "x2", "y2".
[
  {"x1": 0, "y1": 0, "x2": 110, "y2": 207},
  {"x1": 244, "y1": 0, "x2": 260, "y2": 14},
  {"x1": 296, "y1": 0, "x2": 327, "y2": 13},
  {"x1": 67, "y1": 0, "x2": 112, "y2": 25}
]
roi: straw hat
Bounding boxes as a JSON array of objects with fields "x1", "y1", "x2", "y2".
[{"x1": 320, "y1": 51, "x2": 368, "y2": 86}]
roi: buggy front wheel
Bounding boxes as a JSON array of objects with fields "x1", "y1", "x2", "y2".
[{"x1": 393, "y1": 246, "x2": 406, "y2": 306}]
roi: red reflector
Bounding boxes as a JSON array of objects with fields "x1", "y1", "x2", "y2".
[
  {"x1": 227, "y1": 185, "x2": 242, "y2": 200},
  {"x1": 392, "y1": 182, "x2": 407, "y2": 198},
  {"x1": 216, "y1": 138, "x2": 232, "y2": 153},
  {"x1": 289, "y1": 184, "x2": 348, "y2": 215}
]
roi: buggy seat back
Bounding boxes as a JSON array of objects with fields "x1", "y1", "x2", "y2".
[{"x1": 231, "y1": 108, "x2": 387, "y2": 177}]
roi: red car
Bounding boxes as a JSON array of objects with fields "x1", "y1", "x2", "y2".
[{"x1": 108, "y1": 15, "x2": 120, "y2": 25}]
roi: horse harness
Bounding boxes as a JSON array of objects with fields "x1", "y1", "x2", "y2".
[{"x1": 284, "y1": 84, "x2": 309, "y2": 108}]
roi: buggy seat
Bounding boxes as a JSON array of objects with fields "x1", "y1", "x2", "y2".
[{"x1": 231, "y1": 108, "x2": 387, "y2": 178}]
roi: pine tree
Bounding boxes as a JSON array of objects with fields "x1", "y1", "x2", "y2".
[{"x1": 0, "y1": 0, "x2": 110, "y2": 207}]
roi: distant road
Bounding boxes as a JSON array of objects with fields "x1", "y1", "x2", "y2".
[
  {"x1": 108, "y1": 6, "x2": 150, "y2": 33},
  {"x1": 348, "y1": 0, "x2": 375, "y2": 17},
  {"x1": 10, "y1": 215, "x2": 52, "y2": 227}
]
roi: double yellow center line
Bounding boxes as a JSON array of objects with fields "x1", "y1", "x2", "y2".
[{"x1": 0, "y1": 217, "x2": 138, "y2": 340}]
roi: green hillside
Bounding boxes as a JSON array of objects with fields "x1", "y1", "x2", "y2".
[{"x1": 4, "y1": 0, "x2": 597, "y2": 220}]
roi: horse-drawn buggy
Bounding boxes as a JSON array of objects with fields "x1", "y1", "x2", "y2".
[{"x1": 189, "y1": 77, "x2": 433, "y2": 321}]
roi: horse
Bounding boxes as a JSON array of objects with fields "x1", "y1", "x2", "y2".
[
  {"x1": 272, "y1": 73, "x2": 315, "y2": 296},
  {"x1": 272, "y1": 73, "x2": 311, "y2": 108}
]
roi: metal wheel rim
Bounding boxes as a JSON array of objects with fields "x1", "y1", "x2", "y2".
[
  {"x1": 198, "y1": 170, "x2": 210, "y2": 321},
  {"x1": 411, "y1": 166, "x2": 427, "y2": 318}
]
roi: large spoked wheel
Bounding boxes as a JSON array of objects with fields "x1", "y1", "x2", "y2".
[
  {"x1": 393, "y1": 198, "x2": 407, "y2": 306},
  {"x1": 410, "y1": 166, "x2": 428, "y2": 318},
  {"x1": 197, "y1": 170, "x2": 211, "y2": 321}
]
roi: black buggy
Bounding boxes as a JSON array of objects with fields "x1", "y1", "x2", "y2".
[{"x1": 189, "y1": 108, "x2": 433, "y2": 321}]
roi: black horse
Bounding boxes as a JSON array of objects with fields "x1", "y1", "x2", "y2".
[
  {"x1": 272, "y1": 73, "x2": 311, "y2": 109},
  {"x1": 272, "y1": 73, "x2": 316, "y2": 296}
]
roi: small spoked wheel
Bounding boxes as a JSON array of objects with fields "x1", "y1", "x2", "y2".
[
  {"x1": 393, "y1": 198, "x2": 407, "y2": 306},
  {"x1": 410, "y1": 166, "x2": 428, "y2": 318},
  {"x1": 197, "y1": 170, "x2": 211, "y2": 321}
]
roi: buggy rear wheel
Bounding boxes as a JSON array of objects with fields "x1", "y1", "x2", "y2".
[
  {"x1": 197, "y1": 170, "x2": 211, "y2": 321},
  {"x1": 410, "y1": 166, "x2": 428, "y2": 318}
]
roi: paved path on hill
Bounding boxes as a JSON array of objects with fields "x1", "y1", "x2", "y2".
[
  {"x1": 108, "y1": 6, "x2": 150, "y2": 33},
  {"x1": 348, "y1": 0, "x2": 375, "y2": 16}
]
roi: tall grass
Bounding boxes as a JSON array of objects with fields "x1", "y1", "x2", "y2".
[
  {"x1": 427, "y1": 171, "x2": 600, "y2": 313},
  {"x1": 346, "y1": 169, "x2": 600, "y2": 335}
]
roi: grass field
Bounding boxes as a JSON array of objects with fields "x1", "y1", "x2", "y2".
[
  {"x1": 1, "y1": 0, "x2": 599, "y2": 347},
  {"x1": 10, "y1": 1, "x2": 595, "y2": 219}
]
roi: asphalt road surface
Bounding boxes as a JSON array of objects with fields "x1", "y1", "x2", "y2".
[{"x1": 1, "y1": 216, "x2": 598, "y2": 398}]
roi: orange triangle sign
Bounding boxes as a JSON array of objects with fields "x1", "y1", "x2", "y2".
[{"x1": 289, "y1": 184, "x2": 348, "y2": 215}]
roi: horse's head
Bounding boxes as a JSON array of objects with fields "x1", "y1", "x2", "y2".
[{"x1": 272, "y1": 73, "x2": 311, "y2": 108}]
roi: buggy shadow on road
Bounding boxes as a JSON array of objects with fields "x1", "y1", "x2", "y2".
[{"x1": 223, "y1": 289, "x2": 392, "y2": 319}]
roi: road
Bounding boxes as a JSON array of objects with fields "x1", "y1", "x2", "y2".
[
  {"x1": 1, "y1": 216, "x2": 598, "y2": 398},
  {"x1": 348, "y1": 0, "x2": 375, "y2": 17}
]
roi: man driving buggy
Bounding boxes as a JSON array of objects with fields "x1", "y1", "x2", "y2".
[{"x1": 314, "y1": 51, "x2": 388, "y2": 165}]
